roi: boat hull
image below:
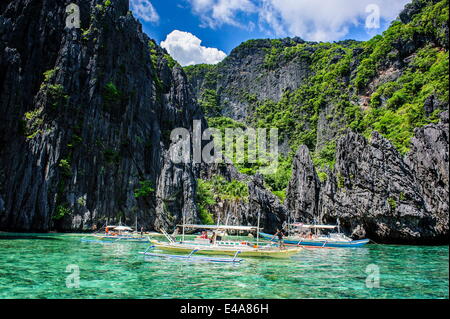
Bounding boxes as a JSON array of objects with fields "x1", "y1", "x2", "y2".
[
  {"x1": 152, "y1": 242, "x2": 302, "y2": 258},
  {"x1": 83, "y1": 235, "x2": 152, "y2": 243},
  {"x1": 139, "y1": 252, "x2": 243, "y2": 263},
  {"x1": 259, "y1": 233, "x2": 370, "y2": 248}
]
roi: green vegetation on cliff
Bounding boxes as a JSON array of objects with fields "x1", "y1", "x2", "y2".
[
  {"x1": 187, "y1": 0, "x2": 448, "y2": 197},
  {"x1": 198, "y1": 176, "x2": 249, "y2": 202},
  {"x1": 196, "y1": 177, "x2": 249, "y2": 224},
  {"x1": 253, "y1": 0, "x2": 448, "y2": 157},
  {"x1": 133, "y1": 180, "x2": 155, "y2": 199},
  {"x1": 206, "y1": 116, "x2": 291, "y2": 196},
  {"x1": 196, "y1": 179, "x2": 216, "y2": 224}
]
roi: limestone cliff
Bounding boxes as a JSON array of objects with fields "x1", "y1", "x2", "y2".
[
  {"x1": 287, "y1": 112, "x2": 448, "y2": 244},
  {"x1": 0, "y1": 0, "x2": 204, "y2": 231},
  {"x1": 0, "y1": 0, "x2": 286, "y2": 233},
  {"x1": 185, "y1": 0, "x2": 449, "y2": 243},
  {"x1": 1, "y1": 0, "x2": 448, "y2": 244}
]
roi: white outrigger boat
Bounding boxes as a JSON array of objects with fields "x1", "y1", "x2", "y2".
[
  {"x1": 81, "y1": 225, "x2": 152, "y2": 243},
  {"x1": 260, "y1": 221, "x2": 369, "y2": 248},
  {"x1": 140, "y1": 223, "x2": 303, "y2": 260}
]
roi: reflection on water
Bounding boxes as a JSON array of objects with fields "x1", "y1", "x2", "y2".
[
  {"x1": 0, "y1": 233, "x2": 448, "y2": 299},
  {"x1": 0, "y1": 235, "x2": 60, "y2": 241}
]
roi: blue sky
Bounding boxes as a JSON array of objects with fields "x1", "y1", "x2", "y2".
[{"x1": 129, "y1": 0, "x2": 412, "y2": 66}]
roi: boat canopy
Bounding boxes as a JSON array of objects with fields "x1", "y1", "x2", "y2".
[
  {"x1": 177, "y1": 224, "x2": 260, "y2": 231},
  {"x1": 290, "y1": 223, "x2": 337, "y2": 229},
  {"x1": 106, "y1": 225, "x2": 133, "y2": 231}
]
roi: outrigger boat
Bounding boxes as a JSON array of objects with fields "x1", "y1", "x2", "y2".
[
  {"x1": 260, "y1": 222, "x2": 369, "y2": 248},
  {"x1": 141, "y1": 222, "x2": 303, "y2": 259},
  {"x1": 139, "y1": 246, "x2": 244, "y2": 263},
  {"x1": 81, "y1": 225, "x2": 152, "y2": 243}
]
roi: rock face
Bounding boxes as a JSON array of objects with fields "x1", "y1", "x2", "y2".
[
  {"x1": 186, "y1": 37, "x2": 312, "y2": 121},
  {"x1": 1, "y1": 0, "x2": 448, "y2": 244},
  {"x1": 405, "y1": 111, "x2": 449, "y2": 239},
  {"x1": 0, "y1": 0, "x2": 289, "y2": 233},
  {"x1": 185, "y1": 0, "x2": 448, "y2": 244},
  {"x1": 0, "y1": 0, "x2": 204, "y2": 231},
  {"x1": 247, "y1": 174, "x2": 289, "y2": 233},
  {"x1": 285, "y1": 145, "x2": 320, "y2": 223},
  {"x1": 198, "y1": 164, "x2": 289, "y2": 234},
  {"x1": 286, "y1": 112, "x2": 449, "y2": 244}
]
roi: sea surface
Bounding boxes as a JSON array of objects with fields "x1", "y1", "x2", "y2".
[{"x1": 0, "y1": 233, "x2": 448, "y2": 299}]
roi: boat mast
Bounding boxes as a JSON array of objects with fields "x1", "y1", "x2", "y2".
[
  {"x1": 182, "y1": 210, "x2": 185, "y2": 243},
  {"x1": 314, "y1": 217, "x2": 318, "y2": 236},
  {"x1": 224, "y1": 211, "x2": 230, "y2": 236},
  {"x1": 256, "y1": 211, "x2": 260, "y2": 247},
  {"x1": 217, "y1": 210, "x2": 220, "y2": 226},
  {"x1": 287, "y1": 213, "x2": 291, "y2": 236}
]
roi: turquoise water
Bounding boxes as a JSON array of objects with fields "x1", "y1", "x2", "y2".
[{"x1": 0, "y1": 233, "x2": 448, "y2": 299}]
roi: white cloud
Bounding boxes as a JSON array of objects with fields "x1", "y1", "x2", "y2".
[
  {"x1": 188, "y1": 0, "x2": 257, "y2": 29},
  {"x1": 259, "y1": 0, "x2": 411, "y2": 42},
  {"x1": 130, "y1": 0, "x2": 159, "y2": 23},
  {"x1": 187, "y1": 0, "x2": 411, "y2": 42},
  {"x1": 257, "y1": 0, "x2": 285, "y2": 36},
  {"x1": 160, "y1": 30, "x2": 227, "y2": 66}
]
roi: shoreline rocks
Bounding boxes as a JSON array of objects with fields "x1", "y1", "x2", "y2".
[{"x1": 286, "y1": 112, "x2": 449, "y2": 244}]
